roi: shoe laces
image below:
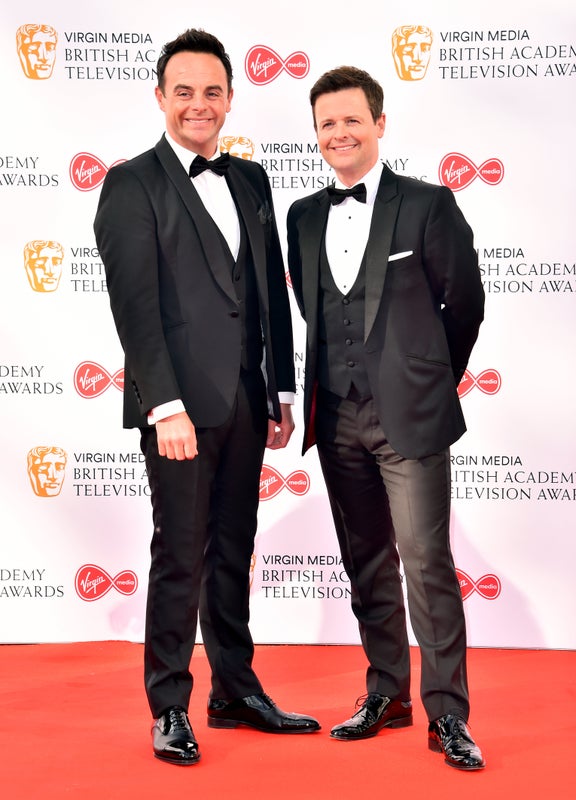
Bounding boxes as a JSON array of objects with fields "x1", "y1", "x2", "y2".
[
  {"x1": 167, "y1": 706, "x2": 189, "y2": 731},
  {"x1": 354, "y1": 692, "x2": 382, "y2": 709},
  {"x1": 354, "y1": 693, "x2": 370, "y2": 709}
]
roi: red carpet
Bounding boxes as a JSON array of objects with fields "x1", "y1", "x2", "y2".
[{"x1": 1, "y1": 643, "x2": 575, "y2": 798}]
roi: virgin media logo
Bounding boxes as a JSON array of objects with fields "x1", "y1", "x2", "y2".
[
  {"x1": 457, "y1": 368, "x2": 501, "y2": 398},
  {"x1": 69, "y1": 152, "x2": 126, "y2": 192},
  {"x1": 75, "y1": 564, "x2": 138, "y2": 602},
  {"x1": 74, "y1": 361, "x2": 124, "y2": 398},
  {"x1": 259, "y1": 464, "x2": 310, "y2": 500},
  {"x1": 438, "y1": 153, "x2": 504, "y2": 191},
  {"x1": 456, "y1": 569, "x2": 501, "y2": 600},
  {"x1": 245, "y1": 45, "x2": 310, "y2": 85}
]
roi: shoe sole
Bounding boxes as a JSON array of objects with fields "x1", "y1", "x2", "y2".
[
  {"x1": 330, "y1": 714, "x2": 413, "y2": 740},
  {"x1": 153, "y1": 752, "x2": 201, "y2": 766}
]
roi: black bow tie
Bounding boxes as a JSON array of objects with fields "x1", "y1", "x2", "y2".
[
  {"x1": 326, "y1": 183, "x2": 367, "y2": 205},
  {"x1": 189, "y1": 152, "x2": 231, "y2": 178}
]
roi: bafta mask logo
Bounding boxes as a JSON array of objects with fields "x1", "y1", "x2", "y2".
[
  {"x1": 392, "y1": 25, "x2": 433, "y2": 81},
  {"x1": 27, "y1": 446, "x2": 67, "y2": 497},
  {"x1": 16, "y1": 24, "x2": 58, "y2": 80},
  {"x1": 24, "y1": 240, "x2": 64, "y2": 292},
  {"x1": 219, "y1": 136, "x2": 255, "y2": 161}
]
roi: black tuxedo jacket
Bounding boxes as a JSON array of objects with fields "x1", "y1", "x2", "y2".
[
  {"x1": 94, "y1": 135, "x2": 294, "y2": 429},
  {"x1": 287, "y1": 165, "x2": 484, "y2": 460}
]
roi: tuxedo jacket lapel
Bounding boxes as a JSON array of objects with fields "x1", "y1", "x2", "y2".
[
  {"x1": 154, "y1": 137, "x2": 237, "y2": 303},
  {"x1": 300, "y1": 193, "x2": 330, "y2": 330},
  {"x1": 364, "y1": 168, "x2": 401, "y2": 342},
  {"x1": 225, "y1": 165, "x2": 267, "y2": 281}
]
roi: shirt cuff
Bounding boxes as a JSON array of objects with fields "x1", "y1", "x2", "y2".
[
  {"x1": 147, "y1": 399, "x2": 186, "y2": 425},
  {"x1": 278, "y1": 392, "x2": 295, "y2": 405}
]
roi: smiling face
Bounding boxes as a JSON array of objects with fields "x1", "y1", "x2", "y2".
[
  {"x1": 155, "y1": 51, "x2": 233, "y2": 157},
  {"x1": 313, "y1": 88, "x2": 385, "y2": 187}
]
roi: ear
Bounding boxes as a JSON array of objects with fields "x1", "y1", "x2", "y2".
[
  {"x1": 226, "y1": 88, "x2": 234, "y2": 113},
  {"x1": 377, "y1": 113, "x2": 386, "y2": 139},
  {"x1": 155, "y1": 86, "x2": 165, "y2": 112}
]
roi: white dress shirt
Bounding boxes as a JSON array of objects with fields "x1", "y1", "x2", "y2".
[{"x1": 325, "y1": 161, "x2": 383, "y2": 293}]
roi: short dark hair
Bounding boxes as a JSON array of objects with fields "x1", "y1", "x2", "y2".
[
  {"x1": 156, "y1": 28, "x2": 233, "y2": 92},
  {"x1": 309, "y1": 66, "x2": 384, "y2": 127}
]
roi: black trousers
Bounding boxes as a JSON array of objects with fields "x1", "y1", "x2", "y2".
[
  {"x1": 315, "y1": 388, "x2": 469, "y2": 722},
  {"x1": 140, "y1": 369, "x2": 268, "y2": 717}
]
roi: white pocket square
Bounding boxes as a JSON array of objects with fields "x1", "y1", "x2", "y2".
[{"x1": 388, "y1": 250, "x2": 413, "y2": 262}]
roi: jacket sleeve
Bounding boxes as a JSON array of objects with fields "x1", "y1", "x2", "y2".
[
  {"x1": 422, "y1": 186, "x2": 485, "y2": 383},
  {"x1": 286, "y1": 200, "x2": 306, "y2": 319},
  {"x1": 93, "y1": 164, "x2": 181, "y2": 414}
]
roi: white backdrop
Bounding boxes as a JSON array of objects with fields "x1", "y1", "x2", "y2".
[{"x1": 1, "y1": 0, "x2": 575, "y2": 648}]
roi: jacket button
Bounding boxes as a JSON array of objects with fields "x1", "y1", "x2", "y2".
[{"x1": 230, "y1": 310, "x2": 239, "y2": 318}]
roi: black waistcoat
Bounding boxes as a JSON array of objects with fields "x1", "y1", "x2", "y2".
[{"x1": 317, "y1": 242, "x2": 371, "y2": 399}]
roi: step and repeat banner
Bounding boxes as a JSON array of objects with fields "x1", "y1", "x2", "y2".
[{"x1": 1, "y1": 0, "x2": 575, "y2": 648}]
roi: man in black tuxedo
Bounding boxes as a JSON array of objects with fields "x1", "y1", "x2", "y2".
[
  {"x1": 287, "y1": 67, "x2": 485, "y2": 770},
  {"x1": 94, "y1": 28, "x2": 319, "y2": 766}
]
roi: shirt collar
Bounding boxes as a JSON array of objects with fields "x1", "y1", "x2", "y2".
[
  {"x1": 164, "y1": 131, "x2": 220, "y2": 174},
  {"x1": 333, "y1": 160, "x2": 383, "y2": 205}
]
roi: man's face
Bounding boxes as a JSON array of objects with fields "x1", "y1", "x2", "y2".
[
  {"x1": 25, "y1": 245, "x2": 63, "y2": 292},
  {"x1": 314, "y1": 88, "x2": 385, "y2": 187},
  {"x1": 19, "y1": 31, "x2": 57, "y2": 79},
  {"x1": 395, "y1": 32, "x2": 432, "y2": 80},
  {"x1": 29, "y1": 451, "x2": 66, "y2": 497},
  {"x1": 155, "y1": 51, "x2": 233, "y2": 157}
]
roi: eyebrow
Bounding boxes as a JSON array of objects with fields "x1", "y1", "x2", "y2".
[{"x1": 172, "y1": 83, "x2": 225, "y2": 93}]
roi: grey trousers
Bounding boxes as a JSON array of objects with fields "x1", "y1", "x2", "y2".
[{"x1": 316, "y1": 389, "x2": 469, "y2": 722}]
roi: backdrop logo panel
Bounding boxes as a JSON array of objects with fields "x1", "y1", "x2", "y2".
[
  {"x1": 69, "y1": 153, "x2": 127, "y2": 192},
  {"x1": 391, "y1": 25, "x2": 433, "y2": 80},
  {"x1": 259, "y1": 465, "x2": 310, "y2": 500},
  {"x1": 439, "y1": 153, "x2": 505, "y2": 191},
  {"x1": 458, "y1": 368, "x2": 502, "y2": 398},
  {"x1": 74, "y1": 564, "x2": 138, "y2": 602},
  {"x1": 219, "y1": 136, "x2": 255, "y2": 160},
  {"x1": 456, "y1": 569, "x2": 502, "y2": 600},
  {"x1": 74, "y1": 362, "x2": 124, "y2": 398},
  {"x1": 1, "y1": 568, "x2": 64, "y2": 599},
  {"x1": 27, "y1": 446, "x2": 67, "y2": 497},
  {"x1": 23, "y1": 240, "x2": 64, "y2": 292},
  {"x1": 16, "y1": 24, "x2": 57, "y2": 80},
  {"x1": 245, "y1": 45, "x2": 310, "y2": 85}
]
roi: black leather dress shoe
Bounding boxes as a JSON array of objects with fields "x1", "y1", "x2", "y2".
[
  {"x1": 428, "y1": 714, "x2": 485, "y2": 770},
  {"x1": 207, "y1": 692, "x2": 320, "y2": 733},
  {"x1": 330, "y1": 693, "x2": 413, "y2": 740},
  {"x1": 152, "y1": 706, "x2": 200, "y2": 765}
]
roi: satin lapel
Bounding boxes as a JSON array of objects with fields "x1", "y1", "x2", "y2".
[
  {"x1": 224, "y1": 165, "x2": 266, "y2": 283},
  {"x1": 154, "y1": 136, "x2": 236, "y2": 303},
  {"x1": 300, "y1": 194, "x2": 330, "y2": 326},
  {"x1": 364, "y1": 169, "x2": 401, "y2": 342}
]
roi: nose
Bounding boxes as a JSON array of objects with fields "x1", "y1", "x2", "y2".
[
  {"x1": 332, "y1": 121, "x2": 350, "y2": 139},
  {"x1": 189, "y1": 95, "x2": 208, "y2": 113}
]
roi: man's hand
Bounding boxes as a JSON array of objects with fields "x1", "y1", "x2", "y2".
[
  {"x1": 156, "y1": 411, "x2": 198, "y2": 460},
  {"x1": 266, "y1": 403, "x2": 295, "y2": 450}
]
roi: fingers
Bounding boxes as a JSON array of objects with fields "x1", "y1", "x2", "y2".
[
  {"x1": 156, "y1": 412, "x2": 198, "y2": 460},
  {"x1": 266, "y1": 406, "x2": 295, "y2": 450}
]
